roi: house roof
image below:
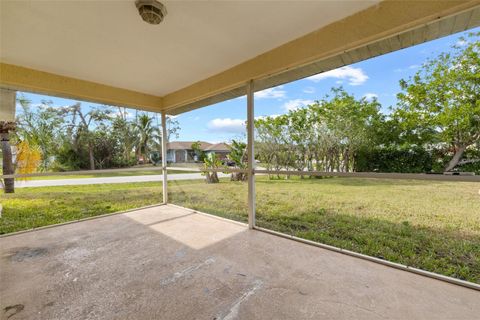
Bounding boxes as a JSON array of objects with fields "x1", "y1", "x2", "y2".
[
  {"x1": 167, "y1": 141, "x2": 211, "y2": 151},
  {"x1": 167, "y1": 141, "x2": 230, "y2": 152},
  {"x1": 204, "y1": 143, "x2": 230, "y2": 152}
]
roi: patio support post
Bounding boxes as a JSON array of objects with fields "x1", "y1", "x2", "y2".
[
  {"x1": 247, "y1": 80, "x2": 255, "y2": 229},
  {"x1": 0, "y1": 88, "x2": 16, "y2": 194},
  {"x1": 161, "y1": 112, "x2": 168, "y2": 204}
]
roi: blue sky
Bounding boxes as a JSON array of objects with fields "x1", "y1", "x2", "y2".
[{"x1": 18, "y1": 27, "x2": 478, "y2": 143}]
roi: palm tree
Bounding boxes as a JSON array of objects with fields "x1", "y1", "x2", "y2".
[
  {"x1": 112, "y1": 110, "x2": 137, "y2": 165},
  {"x1": 134, "y1": 113, "x2": 157, "y2": 163}
]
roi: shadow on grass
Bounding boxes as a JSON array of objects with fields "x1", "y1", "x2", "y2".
[
  {"x1": 255, "y1": 210, "x2": 480, "y2": 284},
  {"x1": 168, "y1": 179, "x2": 248, "y2": 224},
  {"x1": 256, "y1": 176, "x2": 438, "y2": 187}
]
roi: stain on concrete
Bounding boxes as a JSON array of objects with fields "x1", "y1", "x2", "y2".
[
  {"x1": 223, "y1": 265, "x2": 232, "y2": 274},
  {"x1": 175, "y1": 249, "x2": 186, "y2": 258},
  {"x1": 160, "y1": 257, "x2": 215, "y2": 286},
  {"x1": 217, "y1": 279, "x2": 263, "y2": 320},
  {"x1": 4, "y1": 304, "x2": 24, "y2": 318},
  {"x1": 298, "y1": 290, "x2": 308, "y2": 296},
  {"x1": 8, "y1": 247, "x2": 48, "y2": 262}
]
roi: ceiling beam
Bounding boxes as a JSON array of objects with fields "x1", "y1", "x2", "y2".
[
  {"x1": 0, "y1": 63, "x2": 163, "y2": 111},
  {"x1": 162, "y1": 0, "x2": 480, "y2": 114}
]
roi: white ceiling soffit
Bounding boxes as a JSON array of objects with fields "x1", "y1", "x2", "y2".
[
  {"x1": 171, "y1": 5, "x2": 480, "y2": 115},
  {"x1": 0, "y1": 0, "x2": 378, "y2": 97}
]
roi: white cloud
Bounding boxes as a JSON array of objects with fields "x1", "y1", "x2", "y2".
[
  {"x1": 207, "y1": 118, "x2": 246, "y2": 133},
  {"x1": 255, "y1": 114, "x2": 280, "y2": 120},
  {"x1": 456, "y1": 39, "x2": 468, "y2": 46},
  {"x1": 307, "y1": 66, "x2": 368, "y2": 86},
  {"x1": 283, "y1": 99, "x2": 315, "y2": 112},
  {"x1": 303, "y1": 86, "x2": 315, "y2": 94},
  {"x1": 394, "y1": 64, "x2": 421, "y2": 73},
  {"x1": 255, "y1": 86, "x2": 286, "y2": 99},
  {"x1": 363, "y1": 93, "x2": 378, "y2": 101}
]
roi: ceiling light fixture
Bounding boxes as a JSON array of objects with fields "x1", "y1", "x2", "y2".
[{"x1": 135, "y1": 0, "x2": 167, "y2": 25}]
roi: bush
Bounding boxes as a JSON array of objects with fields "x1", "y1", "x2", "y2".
[{"x1": 355, "y1": 146, "x2": 434, "y2": 173}]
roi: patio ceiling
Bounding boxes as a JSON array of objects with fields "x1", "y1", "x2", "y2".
[{"x1": 1, "y1": 1, "x2": 480, "y2": 114}]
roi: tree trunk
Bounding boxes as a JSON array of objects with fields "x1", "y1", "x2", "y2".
[
  {"x1": 230, "y1": 172, "x2": 247, "y2": 182},
  {"x1": 344, "y1": 151, "x2": 350, "y2": 172},
  {"x1": 88, "y1": 143, "x2": 95, "y2": 170},
  {"x1": 444, "y1": 145, "x2": 466, "y2": 172},
  {"x1": 206, "y1": 172, "x2": 219, "y2": 183},
  {"x1": 1, "y1": 132, "x2": 14, "y2": 193}
]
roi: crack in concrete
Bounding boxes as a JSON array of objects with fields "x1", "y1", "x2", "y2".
[
  {"x1": 160, "y1": 257, "x2": 215, "y2": 286},
  {"x1": 4, "y1": 304, "x2": 24, "y2": 319},
  {"x1": 218, "y1": 279, "x2": 263, "y2": 320}
]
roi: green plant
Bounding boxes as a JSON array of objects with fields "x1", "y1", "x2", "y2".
[
  {"x1": 228, "y1": 140, "x2": 248, "y2": 181},
  {"x1": 191, "y1": 141, "x2": 206, "y2": 162},
  {"x1": 149, "y1": 151, "x2": 161, "y2": 166},
  {"x1": 203, "y1": 152, "x2": 222, "y2": 183}
]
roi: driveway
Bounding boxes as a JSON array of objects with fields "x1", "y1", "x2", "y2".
[{"x1": 14, "y1": 173, "x2": 231, "y2": 188}]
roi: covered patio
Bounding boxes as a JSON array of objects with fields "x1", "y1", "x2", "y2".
[
  {"x1": 1, "y1": 0, "x2": 480, "y2": 318},
  {"x1": 2, "y1": 205, "x2": 479, "y2": 319}
]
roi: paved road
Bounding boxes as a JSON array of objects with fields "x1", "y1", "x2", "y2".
[{"x1": 14, "y1": 173, "x2": 231, "y2": 188}]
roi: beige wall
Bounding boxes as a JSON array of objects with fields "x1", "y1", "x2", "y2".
[{"x1": 0, "y1": 88, "x2": 15, "y2": 121}]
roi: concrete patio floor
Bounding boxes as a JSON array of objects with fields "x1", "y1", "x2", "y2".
[{"x1": 1, "y1": 205, "x2": 479, "y2": 319}]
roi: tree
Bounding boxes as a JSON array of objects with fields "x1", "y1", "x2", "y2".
[
  {"x1": 307, "y1": 88, "x2": 381, "y2": 172},
  {"x1": 203, "y1": 153, "x2": 222, "y2": 183},
  {"x1": 112, "y1": 107, "x2": 137, "y2": 165},
  {"x1": 15, "y1": 97, "x2": 64, "y2": 171},
  {"x1": 228, "y1": 140, "x2": 248, "y2": 181},
  {"x1": 165, "y1": 116, "x2": 180, "y2": 141},
  {"x1": 191, "y1": 141, "x2": 205, "y2": 162},
  {"x1": 15, "y1": 140, "x2": 42, "y2": 177},
  {"x1": 90, "y1": 125, "x2": 123, "y2": 169},
  {"x1": 0, "y1": 121, "x2": 16, "y2": 193},
  {"x1": 149, "y1": 151, "x2": 161, "y2": 165},
  {"x1": 255, "y1": 88, "x2": 382, "y2": 175},
  {"x1": 395, "y1": 32, "x2": 480, "y2": 171},
  {"x1": 61, "y1": 103, "x2": 112, "y2": 170},
  {"x1": 135, "y1": 113, "x2": 156, "y2": 163},
  {"x1": 255, "y1": 115, "x2": 290, "y2": 177}
]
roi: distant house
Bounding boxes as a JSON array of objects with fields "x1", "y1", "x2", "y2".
[{"x1": 166, "y1": 141, "x2": 230, "y2": 163}]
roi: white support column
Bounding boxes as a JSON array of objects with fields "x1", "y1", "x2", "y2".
[
  {"x1": 247, "y1": 80, "x2": 255, "y2": 229},
  {"x1": 161, "y1": 112, "x2": 168, "y2": 204}
]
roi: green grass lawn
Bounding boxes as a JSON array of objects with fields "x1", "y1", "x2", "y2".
[{"x1": 1, "y1": 177, "x2": 479, "y2": 283}]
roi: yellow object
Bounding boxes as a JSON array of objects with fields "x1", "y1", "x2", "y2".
[{"x1": 15, "y1": 141, "x2": 42, "y2": 180}]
